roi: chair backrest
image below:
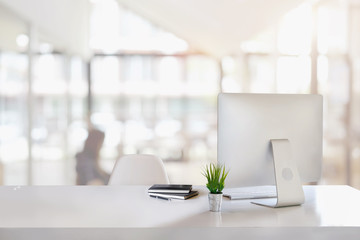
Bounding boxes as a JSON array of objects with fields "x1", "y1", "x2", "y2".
[{"x1": 108, "y1": 154, "x2": 170, "y2": 185}]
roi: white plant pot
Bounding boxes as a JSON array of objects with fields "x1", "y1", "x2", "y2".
[{"x1": 208, "y1": 193, "x2": 223, "y2": 212}]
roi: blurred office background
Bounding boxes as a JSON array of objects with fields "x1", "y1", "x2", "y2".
[{"x1": 0, "y1": 0, "x2": 359, "y2": 188}]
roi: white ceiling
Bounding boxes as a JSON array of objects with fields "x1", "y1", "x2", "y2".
[
  {"x1": 0, "y1": 0, "x2": 90, "y2": 58},
  {"x1": 117, "y1": 0, "x2": 305, "y2": 57},
  {"x1": 0, "y1": 5, "x2": 27, "y2": 52},
  {"x1": 0, "y1": 0, "x2": 305, "y2": 58}
]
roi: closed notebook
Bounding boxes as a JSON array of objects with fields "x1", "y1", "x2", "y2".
[
  {"x1": 149, "y1": 191, "x2": 199, "y2": 200},
  {"x1": 148, "y1": 184, "x2": 192, "y2": 193}
]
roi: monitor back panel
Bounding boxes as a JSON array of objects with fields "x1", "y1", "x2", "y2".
[{"x1": 217, "y1": 93, "x2": 323, "y2": 187}]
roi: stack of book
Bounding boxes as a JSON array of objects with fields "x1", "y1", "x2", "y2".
[{"x1": 148, "y1": 184, "x2": 199, "y2": 200}]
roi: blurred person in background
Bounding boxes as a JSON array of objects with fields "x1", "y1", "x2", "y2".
[{"x1": 75, "y1": 129, "x2": 110, "y2": 185}]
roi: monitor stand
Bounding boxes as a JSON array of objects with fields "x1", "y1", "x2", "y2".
[{"x1": 252, "y1": 139, "x2": 305, "y2": 208}]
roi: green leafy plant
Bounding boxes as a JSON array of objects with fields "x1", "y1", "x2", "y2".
[{"x1": 202, "y1": 163, "x2": 229, "y2": 194}]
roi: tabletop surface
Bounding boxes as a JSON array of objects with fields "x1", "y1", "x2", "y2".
[{"x1": 0, "y1": 185, "x2": 359, "y2": 228}]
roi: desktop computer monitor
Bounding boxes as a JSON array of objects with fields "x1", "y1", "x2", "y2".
[{"x1": 217, "y1": 93, "x2": 323, "y2": 190}]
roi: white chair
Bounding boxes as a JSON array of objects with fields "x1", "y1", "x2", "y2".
[{"x1": 108, "y1": 154, "x2": 170, "y2": 185}]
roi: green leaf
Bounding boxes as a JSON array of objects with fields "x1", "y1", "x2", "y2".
[{"x1": 202, "y1": 163, "x2": 229, "y2": 194}]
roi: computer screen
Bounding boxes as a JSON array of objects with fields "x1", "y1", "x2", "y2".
[{"x1": 217, "y1": 93, "x2": 323, "y2": 188}]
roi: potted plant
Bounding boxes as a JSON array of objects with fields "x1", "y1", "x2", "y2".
[{"x1": 202, "y1": 163, "x2": 229, "y2": 212}]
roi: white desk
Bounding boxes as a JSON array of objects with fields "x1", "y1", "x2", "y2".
[{"x1": 0, "y1": 185, "x2": 359, "y2": 239}]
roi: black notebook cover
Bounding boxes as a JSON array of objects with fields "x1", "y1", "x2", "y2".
[{"x1": 148, "y1": 184, "x2": 192, "y2": 193}]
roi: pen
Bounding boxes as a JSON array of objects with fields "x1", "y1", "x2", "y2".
[{"x1": 150, "y1": 195, "x2": 172, "y2": 201}]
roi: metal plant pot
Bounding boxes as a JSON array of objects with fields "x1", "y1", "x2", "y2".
[{"x1": 208, "y1": 193, "x2": 223, "y2": 212}]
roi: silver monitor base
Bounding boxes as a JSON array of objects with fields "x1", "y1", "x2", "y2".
[{"x1": 252, "y1": 139, "x2": 305, "y2": 208}]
